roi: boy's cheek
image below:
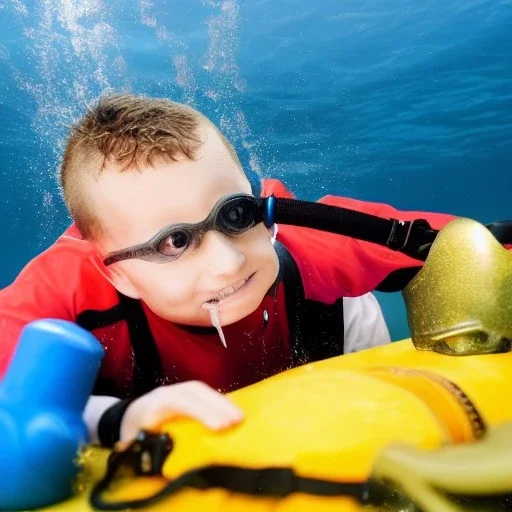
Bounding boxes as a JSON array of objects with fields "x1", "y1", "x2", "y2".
[{"x1": 127, "y1": 267, "x2": 196, "y2": 307}]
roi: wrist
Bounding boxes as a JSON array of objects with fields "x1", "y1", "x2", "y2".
[{"x1": 97, "y1": 398, "x2": 137, "y2": 447}]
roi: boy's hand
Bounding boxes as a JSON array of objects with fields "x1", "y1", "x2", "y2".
[{"x1": 120, "y1": 381, "x2": 244, "y2": 443}]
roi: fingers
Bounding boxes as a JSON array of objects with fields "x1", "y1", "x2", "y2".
[
  {"x1": 142, "y1": 381, "x2": 242, "y2": 430},
  {"x1": 120, "y1": 381, "x2": 244, "y2": 443}
]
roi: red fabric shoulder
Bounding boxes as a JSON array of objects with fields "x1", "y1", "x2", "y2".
[{"x1": 0, "y1": 231, "x2": 117, "y2": 376}]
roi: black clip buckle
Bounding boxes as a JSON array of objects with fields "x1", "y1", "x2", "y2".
[
  {"x1": 387, "y1": 219, "x2": 437, "y2": 261},
  {"x1": 108, "y1": 431, "x2": 173, "y2": 477}
]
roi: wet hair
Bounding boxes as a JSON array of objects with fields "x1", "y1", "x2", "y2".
[{"x1": 60, "y1": 93, "x2": 242, "y2": 240}]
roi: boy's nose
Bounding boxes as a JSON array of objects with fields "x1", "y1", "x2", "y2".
[{"x1": 201, "y1": 231, "x2": 246, "y2": 277}]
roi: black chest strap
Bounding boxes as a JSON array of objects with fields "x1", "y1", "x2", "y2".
[
  {"x1": 274, "y1": 241, "x2": 345, "y2": 365},
  {"x1": 77, "y1": 292, "x2": 164, "y2": 398},
  {"x1": 116, "y1": 293, "x2": 164, "y2": 397}
]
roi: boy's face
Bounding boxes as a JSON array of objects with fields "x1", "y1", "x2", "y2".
[{"x1": 89, "y1": 125, "x2": 279, "y2": 327}]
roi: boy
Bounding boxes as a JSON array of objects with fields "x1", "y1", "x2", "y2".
[{"x1": 0, "y1": 94, "x2": 454, "y2": 446}]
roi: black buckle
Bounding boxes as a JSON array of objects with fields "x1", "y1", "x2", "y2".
[
  {"x1": 387, "y1": 219, "x2": 437, "y2": 261},
  {"x1": 109, "y1": 431, "x2": 173, "y2": 477},
  {"x1": 91, "y1": 431, "x2": 174, "y2": 510}
]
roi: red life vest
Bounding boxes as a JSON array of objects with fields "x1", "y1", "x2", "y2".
[{"x1": 0, "y1": 180, "x2": 455, "y2": 396}]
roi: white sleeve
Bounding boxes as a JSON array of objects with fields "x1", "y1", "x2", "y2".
[
  {"x1": 343, "y1": 292, "x2": 391, "y2": 353},
  {"x1": 83, "y1": 395, "x2": 121, "y2": 445}
]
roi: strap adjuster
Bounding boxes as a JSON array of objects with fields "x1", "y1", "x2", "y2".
[
  {"x1": 387, "y1": 219, "x2": 414, "y2": 251},
  {"x1": 109, "y1": 431, "x2": 173, "y2": 477},
  {"x1": 387, "y1": 219, "x2": 437, "y2": 261}
]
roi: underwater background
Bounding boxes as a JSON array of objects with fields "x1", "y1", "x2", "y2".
[{"x1": 0, "y1": 0, "x2": 511, "y2": 340}]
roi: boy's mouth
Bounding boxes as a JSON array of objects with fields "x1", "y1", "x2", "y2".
[{"x1": 203, "y1": 274, "x2": 254, "y2": 307}]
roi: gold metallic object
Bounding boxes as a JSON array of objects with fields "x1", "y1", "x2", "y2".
[{"x1": 403, "y1": 218, "x2": 512, "y2": 355}]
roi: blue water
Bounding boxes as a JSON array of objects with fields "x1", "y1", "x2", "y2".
[{"x1": 1, "y1": 0, "x2": 511, "y2": 340}]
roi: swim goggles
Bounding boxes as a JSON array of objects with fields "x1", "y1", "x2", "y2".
[{"x1": 103, "y1": 193, "x2": 265, "y2": 265}]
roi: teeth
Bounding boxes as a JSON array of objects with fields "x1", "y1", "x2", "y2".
[{"x1": 211, "y1": 277, "x2": 247, "y2": 302}]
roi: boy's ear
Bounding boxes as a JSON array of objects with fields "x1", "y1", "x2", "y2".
[{"x1": 90, "y1": 252, "x2": 141, "y2": 300}]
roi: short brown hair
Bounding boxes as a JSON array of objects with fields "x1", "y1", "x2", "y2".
[{"x1": 60, "y1": 93, "x2": 241, "y2": 240}]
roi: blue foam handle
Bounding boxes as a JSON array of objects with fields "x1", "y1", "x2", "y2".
[{"x1": 0, "y1": 319, "x2": 104, "y2": 510}]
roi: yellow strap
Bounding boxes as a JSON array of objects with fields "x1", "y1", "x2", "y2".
[{"x1": 365, "y1": 367, "x2": 485, "y2": 443}]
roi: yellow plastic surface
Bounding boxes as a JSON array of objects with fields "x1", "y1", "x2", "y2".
[{"x1": 37, "y1": 338, "x2": 512, "y2": 512}]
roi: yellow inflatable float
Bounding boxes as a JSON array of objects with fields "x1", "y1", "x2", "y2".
[{"x1": 36, "y1": 337, "x2": 511, "y2": 512}]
